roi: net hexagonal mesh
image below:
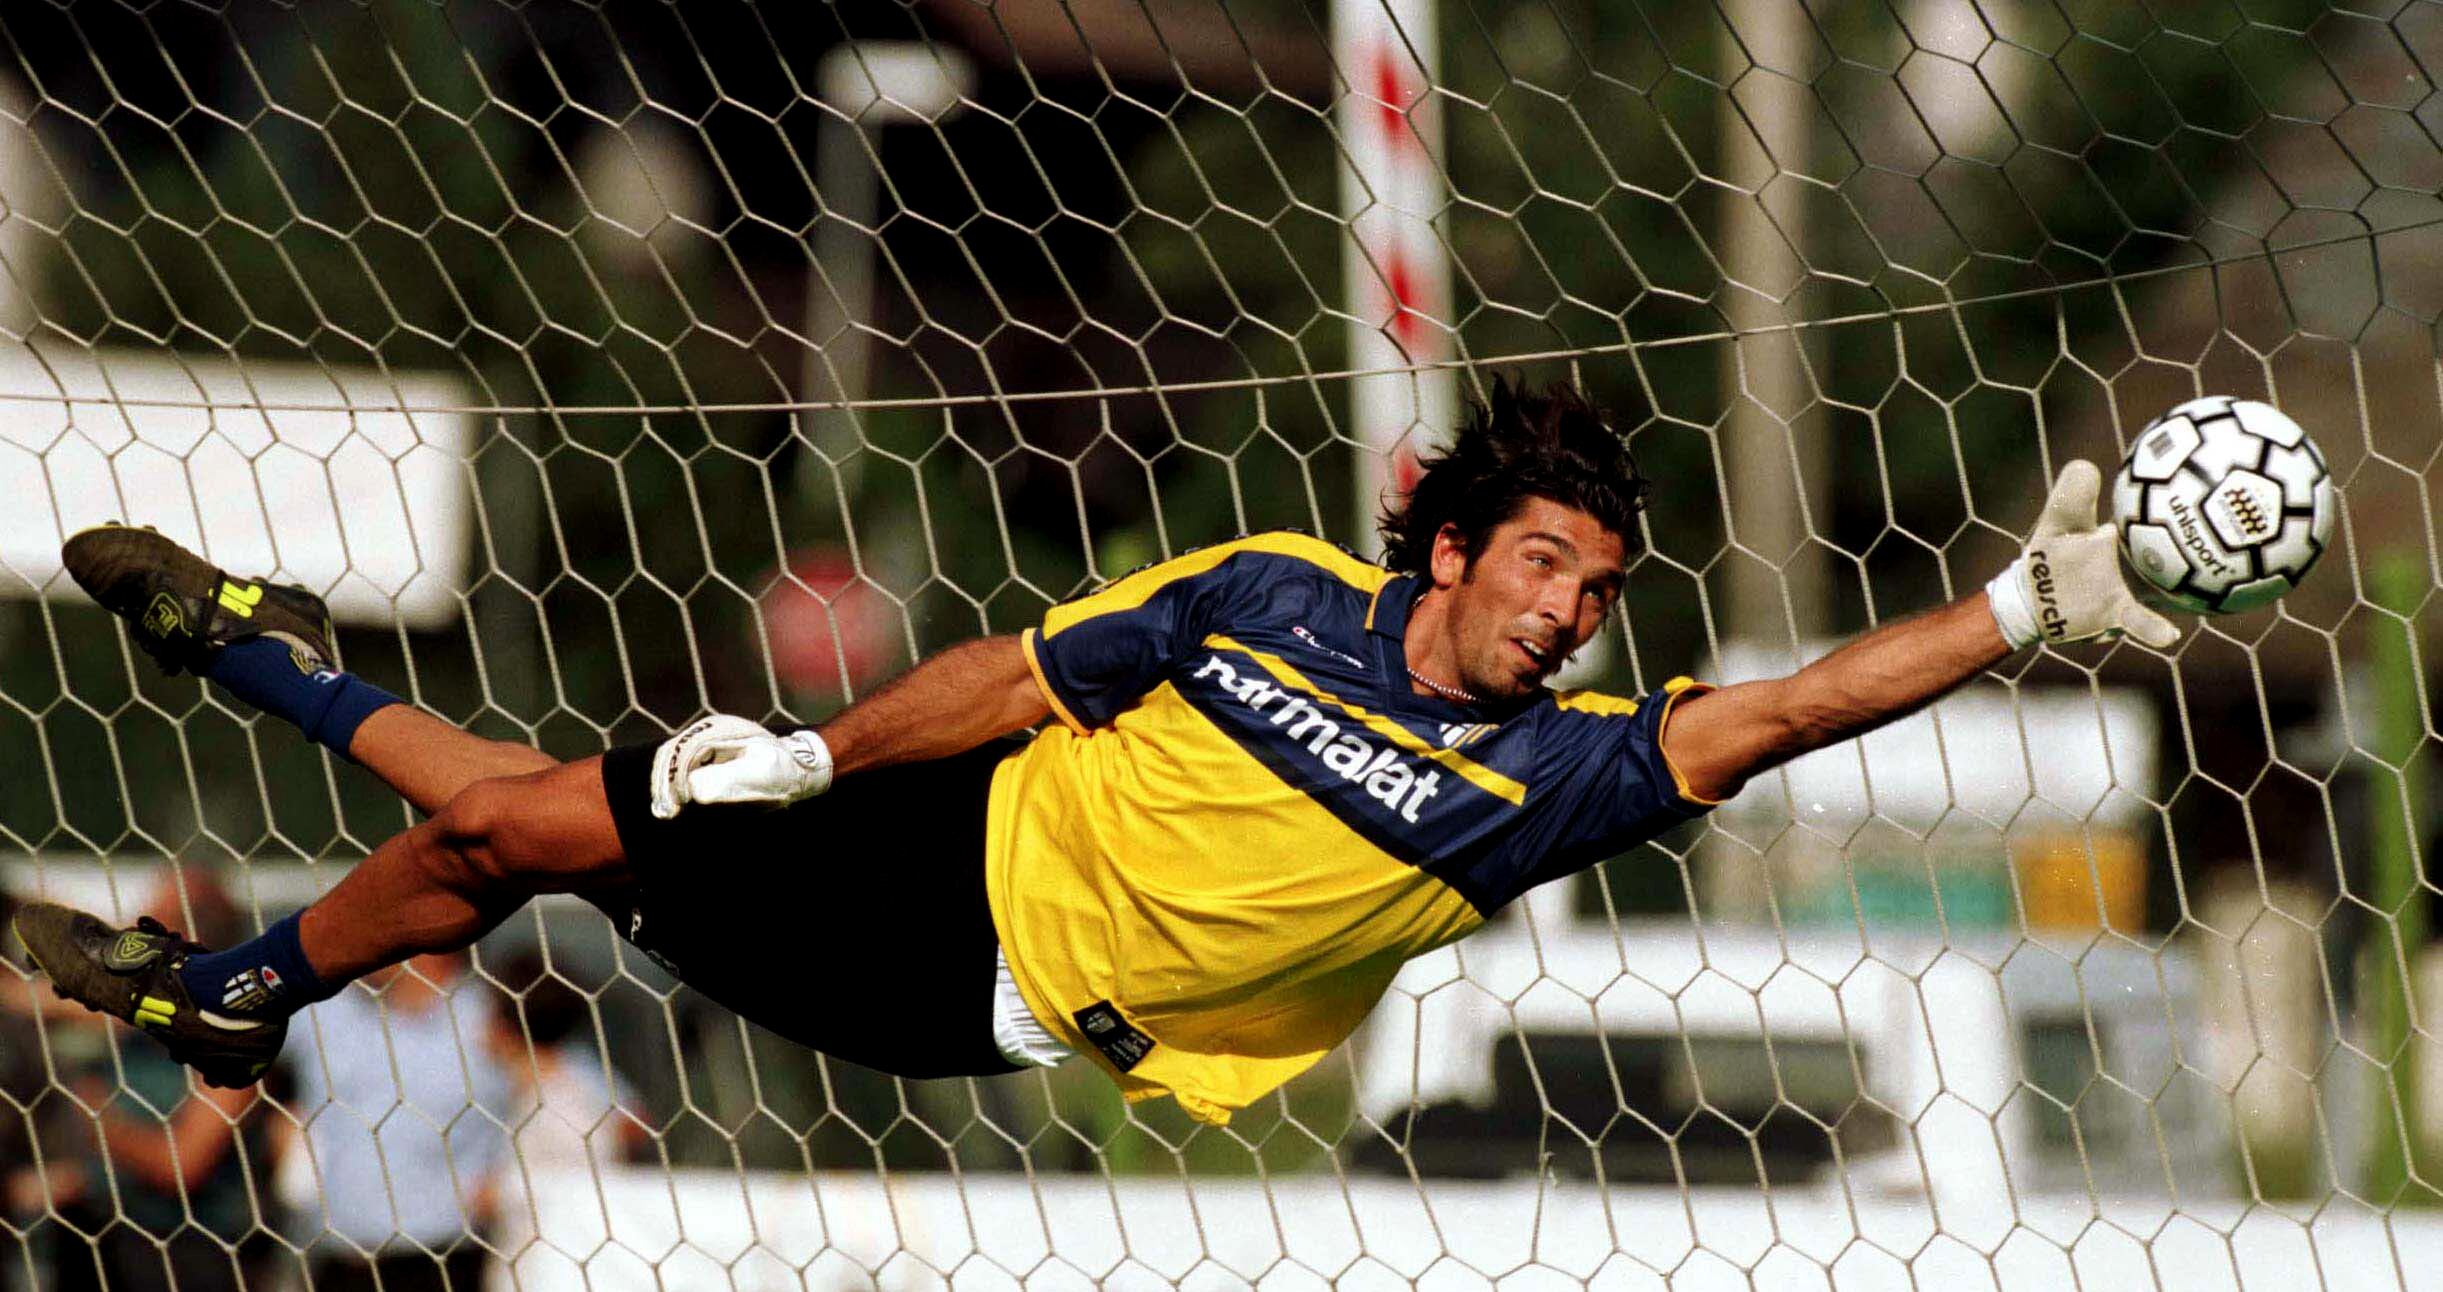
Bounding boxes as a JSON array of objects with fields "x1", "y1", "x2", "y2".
[{"x1": 0, "y1": 1, "x2": 2437, "y2": 1290}]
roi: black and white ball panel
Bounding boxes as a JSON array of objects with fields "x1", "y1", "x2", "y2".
[
  {"x1": 2228, "y1": 399, "x2": 2305, "y2": 448},
  {"x1": 2260, "y1": 441, "x2": 2325, "y2": 507},
  {"x1": 2125, "y1": 415, "x2": 2201, "y2": 483}
]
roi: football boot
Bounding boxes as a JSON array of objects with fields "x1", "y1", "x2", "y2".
[
  {"x1": 10, "y1": 901, "x2": 287, "y2": 1089},
  {"x1": 61, "y1": 523, "x2": 333, "y2": 675}
]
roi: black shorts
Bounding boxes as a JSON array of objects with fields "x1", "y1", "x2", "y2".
[{"x1": 590, "y1": 735, "x2": 1024, "y2": 1079}]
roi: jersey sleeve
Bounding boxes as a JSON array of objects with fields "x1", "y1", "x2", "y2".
[
  {"x1": 1438, "y1": 678, "x2": 1720, "y2": 910},
  {"x1": 1024, "y1": 532, "x2": 1387, "y2": 731},
  {"x1": 1546, "y1": 676, "x2": 1721, "y2": 844},
  {"x1": 1023, "y1": 544, "x2": 1256, "y2": 730}
]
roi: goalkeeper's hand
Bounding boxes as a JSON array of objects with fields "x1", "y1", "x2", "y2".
[
  {"x1": 1985, "y1": 460, "x2": 2181, "y2": 650},
  {"x1": 648, "y1": 715, "x2": 836, "y2": 820}
]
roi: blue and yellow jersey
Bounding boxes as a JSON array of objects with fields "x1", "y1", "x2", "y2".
[{"x1": 983, "y1": 531, "x2": 1715, "y2": 1124}]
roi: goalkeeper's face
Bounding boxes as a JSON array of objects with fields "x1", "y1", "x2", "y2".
[{"x1": 1432, "y1": 497, "x2": 1627, "y2": 702}]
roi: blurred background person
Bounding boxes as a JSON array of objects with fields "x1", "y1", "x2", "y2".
[
  {"x1": 0, "y1": 876, "x2": 88, "y2": 1292},
  {"x1": 481, "y1": 951, "x2": 652, "y2": 1292},
  {"x1": 278, "y1": 949, "x2": 511, "y2": 1292},
  {"x1": 2, "y1": 873, "x2": 103, "y2": 1292}
]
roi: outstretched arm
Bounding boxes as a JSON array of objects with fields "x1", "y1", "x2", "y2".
[
  {"x1": 816, "y1": 633, "x2": 1050, "y2": 775},
  {"x1": 1660, "y1": 594, "x2": 2010, "y2": 802},
  {"x1": 650, "y1": 633, "x2": 1051, "y2": 816},
  {"x1": 1659, "y1": 462, "x2": 2180, "y2": 803}
]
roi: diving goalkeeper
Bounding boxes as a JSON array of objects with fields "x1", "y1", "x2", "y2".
[{"x1": 14, "y1": 381, "x2": 2178, "y2": 1124}]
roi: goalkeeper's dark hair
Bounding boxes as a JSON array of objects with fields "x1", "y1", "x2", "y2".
[{"x1": 1378, "y1": 376, "x2": 1650, "y2": 574}]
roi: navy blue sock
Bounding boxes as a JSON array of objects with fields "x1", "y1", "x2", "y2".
[
  {"x1": 175, "y1": 912, "x2": 338, "y2": 1021},
  {"x1": 203, "y1": 638, "x2": 401, "y2": 760}
]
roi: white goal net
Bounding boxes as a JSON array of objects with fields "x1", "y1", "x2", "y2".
[{"x1": 0, "y1": 2, "x2": 2438, "y2": 1291}]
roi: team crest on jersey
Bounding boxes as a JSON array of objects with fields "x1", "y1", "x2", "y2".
[{"x1": 1436, "y1": 722, "x2": 1496, "y2": 749}]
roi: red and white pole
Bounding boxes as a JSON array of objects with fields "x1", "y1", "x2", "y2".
[{"x1": 1335, "y1": 0, "x2": 1454, "y2": 557}]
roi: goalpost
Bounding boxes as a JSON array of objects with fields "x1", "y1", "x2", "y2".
[{"x1": 0, "y1": 3, "x2": 2437, "y2": 1290}]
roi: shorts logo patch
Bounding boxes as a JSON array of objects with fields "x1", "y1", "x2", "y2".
[
  {"x1": 623, "y1": 905, "x2": 683, "y2": 978},
  {"x1": 1071, "y1": 1000, "x2": 1155, "y2": 1071}
]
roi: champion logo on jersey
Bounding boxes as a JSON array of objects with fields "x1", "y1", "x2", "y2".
[{"x1": 1290, "y1": 625, "x2": 1367, "y2": 671}]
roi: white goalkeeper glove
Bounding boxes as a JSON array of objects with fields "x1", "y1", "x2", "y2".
[
  {"x1": 648, "y1": 715, "x2": 836, "y2": 819},
  {"x1": 1986, "y1": 460, "x2": 2181, "y2": 651}
]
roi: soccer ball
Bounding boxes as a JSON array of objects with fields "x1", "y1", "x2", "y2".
[{"x1": 2111, "y1": 396, "x2": 2335, "y2": 615}]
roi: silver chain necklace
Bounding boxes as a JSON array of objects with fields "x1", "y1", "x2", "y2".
[{"x1": 1406, "y1": 666, "x2": 1479, "y2": 705}]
